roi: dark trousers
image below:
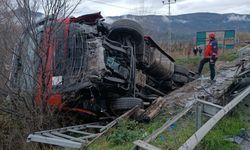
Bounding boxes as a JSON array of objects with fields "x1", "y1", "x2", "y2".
[{"x1": 198, "y1": 58, "x2": 216, "y2": 80}]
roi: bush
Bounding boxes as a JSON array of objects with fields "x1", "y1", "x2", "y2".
[
  {"x1": 107, "y1": 119, "x2": 142, "y2": 145},
  {"x1": 0, "y1": 98, "x2": 61, "y2": 150}
]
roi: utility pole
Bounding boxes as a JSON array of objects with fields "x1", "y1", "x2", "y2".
[{"x1": 162, "y1": 0, "x2": 176, "y2": 54}]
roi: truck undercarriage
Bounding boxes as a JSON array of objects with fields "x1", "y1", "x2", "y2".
[{"x1": 11, "y1": 12, "x2": 194, "y2": 119}]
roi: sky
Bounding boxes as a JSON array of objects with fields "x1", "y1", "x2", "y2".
[{"x1": 73, "y1": 0, "x2": 250, "y2": 17}]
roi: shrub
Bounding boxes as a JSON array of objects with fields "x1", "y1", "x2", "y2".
[{"x1": 107, "y1": 119, "x2": 142, "y2": 145}]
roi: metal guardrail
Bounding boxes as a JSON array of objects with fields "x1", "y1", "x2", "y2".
[
  {"x1": 179, "y1": 86, "x2": 250, "y2": 150},
  {"x1": 132, "y1": 86, "x2": 250, "y2": 150}
]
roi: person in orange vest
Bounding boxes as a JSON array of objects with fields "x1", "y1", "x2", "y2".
[{"x1": 197, "y1": 33, "x2": 219, "y2": 83}]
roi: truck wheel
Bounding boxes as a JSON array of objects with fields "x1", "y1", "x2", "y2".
[
  {"x1": 172, "y1": 73, "x2": 189, "y2": 84},
  {"x1": 174, "y1": 64, "x2": 189, "y2": 76},
  {"x1": 108, "y1": 19, "x2": 144, "y2": 56},
  {"x1": 111, "y1": 97, "x2": 143, "y2": 110},
  {"x1": 108, "y1": 19, "x2": 144, "y2": 45}
]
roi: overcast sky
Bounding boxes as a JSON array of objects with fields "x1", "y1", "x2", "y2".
[{"x1": 73, "y1": 0, "x2": 250, "y2": 17}]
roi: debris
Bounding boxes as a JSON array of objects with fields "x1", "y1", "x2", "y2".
[
  {"x1": 27, "y1": 106, "x2": 140, "y2": 149},
  {"x1": 224, "y1": 136, "x2": 244, "y2": 144},
  {"x1": 224, "y1": 129, "x2": 250, "y2": 144},
  {"x1": 159, "y1": 134, "x2": 166, "y2": 142},
  {"x1": 137, "y1": 97, "x2": 166, "y2": 122},
  {"x1": 133, "y1": 140, "x2": 161, "y2": 150},
  {"x1": 168, "y1": 123, "x2": 177, "y2": 131}
]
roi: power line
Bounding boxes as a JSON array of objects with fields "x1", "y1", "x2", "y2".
[
  {"x1": 86, "y1": 0, "x2": 131, "y2": 10},
  {"x1": 85, "y1": 0, "x2": 159, "y2": 15},
  {"x1": 162, "y1": 0, "x2": 177, "y2": 54}
]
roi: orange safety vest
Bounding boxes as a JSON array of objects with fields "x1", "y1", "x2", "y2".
[{"x1": 204, "y1": 39, "x2": 219, "y2": 58}]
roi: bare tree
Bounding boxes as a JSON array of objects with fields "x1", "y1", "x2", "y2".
[
  {"x1": 0, "y1": 0, "x2": 82, "y2": 149},
  {"x1": 0, "y1": 0, "x2": 21, "y2": 97}
]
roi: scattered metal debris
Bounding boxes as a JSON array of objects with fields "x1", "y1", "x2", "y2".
[
  {"x1": 224, "y1": 128, "x2": 250, "y2": 145},
  {"x1": 27, "y1": 106, "x2": 140, "y2": 149}
]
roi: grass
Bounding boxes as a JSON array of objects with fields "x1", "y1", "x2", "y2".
[
  {"x1": 89, "y1": 104, "x2": 248, "y2": 150},
  {"x1": 197, "y1": 101, "x2": 249, "y2": 150},
  {"x1": 88, "y1": 109, "x2": 175, "y2": 150},
  {"x1": 174, "y1": 50, "x2": 239, "y2": 74},
  {"x1": 218, "y1": 50, "x2": 239, "y2": 62},
  {"x1": 151, "y1": 114, "x2": 196, "y2": 150},
  {"x1": 175, "y1": 55, "x2": 209, "y2": 73},
  {"x1": 150, "y1": 102, "x2": 248, "y2": 150}
]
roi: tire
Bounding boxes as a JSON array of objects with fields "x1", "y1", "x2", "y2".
[
  {"x1": 108, "y1": 19, "x2": 144, "y2": 58},
  {"x1": 111, "y1": 97, "x2": 143, "y2": 110},
  {"x1": 160, "y1": 80, "x2": 173, "y2": 90},
  {"x1": 108, "y1": 19, "x2": 144, "y2": 45},
  {"x1": 174, "y1": 64, "x2": 189, "y2": 76},
  {"x1": 172, "y1": 73, "x2": 189, "y2": 84}
]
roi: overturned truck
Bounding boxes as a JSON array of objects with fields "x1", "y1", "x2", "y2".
[{"x1": 10, "y1": 12, "x2": 194, "y2": 118}]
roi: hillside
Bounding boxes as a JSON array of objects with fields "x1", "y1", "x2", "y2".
[{"x1": 107, "y1": 13, "x2": 250, "y2": 42}]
